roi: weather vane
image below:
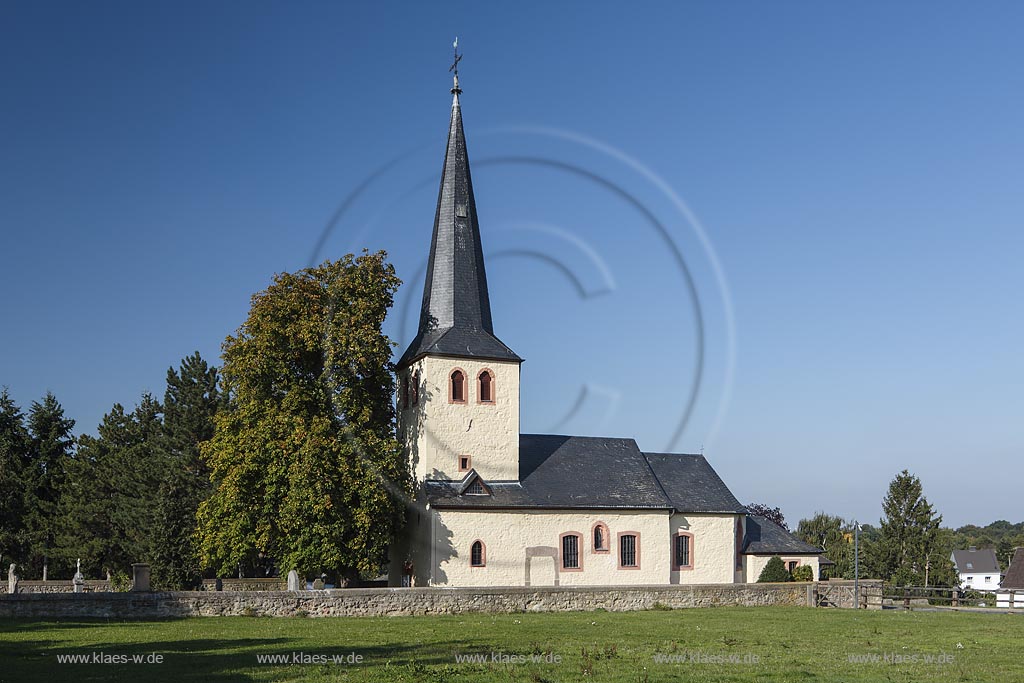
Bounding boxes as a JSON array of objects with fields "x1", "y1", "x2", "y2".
[{"x1": 449, "y1": 37, "x2": 462, "y2": 76}]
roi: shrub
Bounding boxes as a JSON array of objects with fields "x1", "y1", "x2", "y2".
[
  {"x1": 792, "y1": 565, "x2": 814, "y2": 582},
  {"x1": 757, "y1": 556, "x2": 792, "y2": 583}
]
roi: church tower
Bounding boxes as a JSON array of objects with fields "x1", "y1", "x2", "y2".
[{"x1": 396, "y1": 63, "x2": 522, "y2": 484}]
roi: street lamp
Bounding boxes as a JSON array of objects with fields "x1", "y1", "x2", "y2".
[{"x1": 854, "y1": 521, "x2": 863, "y2": 609}]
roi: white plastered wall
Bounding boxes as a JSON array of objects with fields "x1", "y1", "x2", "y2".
[
  {"x1": 423, "y1": 509, "x2": 746, "y2": 586},
  {"x1": 669, "y1": 513, "x2": 742, "y2": 584},
  {"x1": 398, "y1": 356, "x2": 521, "y2": 482}
]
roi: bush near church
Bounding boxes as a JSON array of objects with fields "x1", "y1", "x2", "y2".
[
  {"x1": 792, "y1": 565, "x2": 813, "y2": 582},
  {"x1": 757, "y1": 556, "x2": 793, "y2": 583}
]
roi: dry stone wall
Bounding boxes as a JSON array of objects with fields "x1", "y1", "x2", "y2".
[{"x1": 0, "y1": 582, "x2": 880, "y2": 619}]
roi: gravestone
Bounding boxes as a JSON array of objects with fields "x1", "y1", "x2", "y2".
[
  {"x1": 131, "y1": 563, "x2": 151, "y2": 592},
  {"x1": 72, "y1": 558, "x2": 85, "y2": 593},
  {"x1": 7, "y1": 563, "x2": 17, "y2": 595},
  {"x1": 287, "y1": 570, "x2": 301, "y2": 591},
  {"x1": 311, "y1": 577, "x2": 325, "y2": 591}
]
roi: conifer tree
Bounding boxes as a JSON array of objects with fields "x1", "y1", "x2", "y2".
[
  {"x1": 58, "y1": 397, "x2": 163, "y2": 580},
  {"x1": 874, "y1": 470, "x2": 949, "y2": 586},
  {"x1": 150, "y1": 352, "x2": 222, "y2": 589},
  {"x1": 0, "y1": 389, "x2": 29, "y2": 565},
  {"x1": 22, "y1": 392, "x2": 75, "y2": 579}
]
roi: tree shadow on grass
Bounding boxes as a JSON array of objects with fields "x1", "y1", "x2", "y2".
[{"x1": 0, "y1": 630, "x2": 462, "y2": 683}]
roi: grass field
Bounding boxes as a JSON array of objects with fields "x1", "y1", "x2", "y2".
[{"x1": 2, "y1": 607, "x2": 1022, "y2": 682}]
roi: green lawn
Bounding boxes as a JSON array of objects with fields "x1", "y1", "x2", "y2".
[{"x1": 2, "y1": 608, "x2": 1021, "y2": 682}]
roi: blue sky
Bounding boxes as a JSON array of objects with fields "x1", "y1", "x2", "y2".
[{"x1": 2, "y1": 2, "x2": 1021, "y2": 528}]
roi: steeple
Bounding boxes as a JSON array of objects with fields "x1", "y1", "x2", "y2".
[{"x1": 398, "y1": 46, "x2": 521, "y2": 369}]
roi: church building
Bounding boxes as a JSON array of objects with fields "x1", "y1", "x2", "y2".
[{"x1": 389, "y1": 63, "x2": 821, "y2": 588}]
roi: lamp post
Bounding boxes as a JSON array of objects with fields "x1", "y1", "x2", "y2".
[{"x1": 854, "y1": 521, "x2": 860, "y2": 609}]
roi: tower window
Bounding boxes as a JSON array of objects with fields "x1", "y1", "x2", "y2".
[
  {"x1": 478, "y1": 370, "x2": 494, "y2": 403},
  {"x1": 592, "y1": 522, "x2": 609, "y2": 552},
  {"x1": 458, "y1": 455, "x2": 471, "y2": 472},
  {"x1": 450, "y1": 369, "x2": 466, "y2": 403},
  {"x1": 470, "y1": 540, "x2": 485, "y2": 567},
  {"x1": 674, "y1": 533, "x2": 693, "y2": 570},
  {"x1": 618, "y1": 532, "x2": 639, "y2": 569},
  {"x1": 560, "y1": 533, "x2": 582, "y2": 570},
  {"x1": 411, "y1": 371, "x2": 420, "y2": 405},
  {"x1": 400, "y1": 374, "x2": 410, "y2": 409}
]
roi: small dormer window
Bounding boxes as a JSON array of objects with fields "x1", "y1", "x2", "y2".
[
  {"x1": 465, "y1": 479, "x2": 485, "y2": 495},
  {"x1": 456, "y1": 203, "x2": 468, "y2": 218}
]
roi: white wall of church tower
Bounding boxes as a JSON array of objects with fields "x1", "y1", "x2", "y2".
[{"x1": 398, "y1": 356, "x2": 520, "y2": 483}]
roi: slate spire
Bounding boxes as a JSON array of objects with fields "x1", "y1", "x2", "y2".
[{"x1": 397, "y1": 60, "x2": 521, "y2": 369}]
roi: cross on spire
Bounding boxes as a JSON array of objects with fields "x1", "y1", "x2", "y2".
[
  {"x1": 449, "y1": 37, "x2": 462, "y2": 95},
  {"x1": 449, "y1": 37, "x2": 462, "y2": 75}
]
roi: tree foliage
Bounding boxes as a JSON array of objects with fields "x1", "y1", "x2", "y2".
[
  {"x1": 757, "y1": 555, "x2": 792, "y2": 583},
  {"x1": 0, "y1": 389, "x2": 29, "y2": 565},
  {"x1": 150, "y1": 353, "x2": 222, "y2": 589},
  {"x1": 21, "y1": 393, "x2": 76, "y2": 578},
  {"x1": 796, "y1": 513, "x2": 854, "y2": 579},
  {"x1": 196, "y1": 252, "x2": 410, "y2": 583},
  {"x1": 871, "y1": 470, "x2": 953, "y2": 586},
  {"x1": 746, "y1": 502, "x2": 788, "y2": 531},
  {"x1": 57, "y1": 397, "x2": 163, "y2": 579}
]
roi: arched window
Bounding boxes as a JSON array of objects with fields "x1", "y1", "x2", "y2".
[
  {"x1": 400, "y1": 374, "x2": 410, "y2": 409},
  {"x1": 478, "y1": 370, "x2": 494, "y2": 404},
  {"x1": 450, "y1": 369, "x2": 466, "y2": 403},
  {"x1": 470, "y1": 540, "x2": 485, "y2": 567},
  {"x1": 592, "y1": 522, "x2": 609, "y2": 553},
  {"x1": 411, "y1": 371, "x2": 420, "y2": 405}
]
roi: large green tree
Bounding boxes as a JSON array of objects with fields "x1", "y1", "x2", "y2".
[
  {"x1": 796, "y1": 513, "x2": 853, "y2": 579},
  {"x1": 873, "y1": 470, "x2": 951, "y2": 586},
  {"x1": 150, "y1": 352, "x2": 222, "y2": 589},
  {"x1": 21, "y1": 393, "x2": 75, "y2": 579},
  {"x1": 196, "y1": 252, "x2": 410, "y2": 584},
  {"x1": 0, "y1": 389, "x2": 29, "y2": 566}
]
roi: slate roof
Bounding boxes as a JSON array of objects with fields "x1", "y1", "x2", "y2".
[
  {"x1": 398, "y1": 78, "x2": 520, "y2": 369},
  {"x1": 644, "y1": 453, "x2": 747, "y2": 514},
  {"x1": 951, "y1": 548, "x2": 1001, "y2": 575},
  {"x1": 742, "y1": 515, "x2": 823, "y2": 555},
  {"x1": 425, "y1": 435, "x2": 746, "y2": 513},
  {"x1": 1002, "y1": 548, "x2": 1024, "y2": 589}
]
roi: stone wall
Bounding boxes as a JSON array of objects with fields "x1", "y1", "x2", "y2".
[
  {"x1": 15, "y1": 580, "x2": 111, "y2": 594},
  {"x1": 199, "y1": 578, "x2": 287, "y2": 592},
  {"x1": 0, "y1": 581, "x2": 880, "y2": 619}
]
